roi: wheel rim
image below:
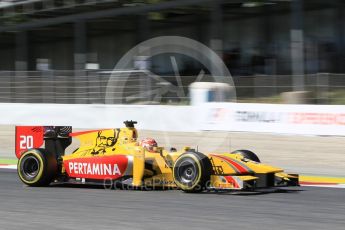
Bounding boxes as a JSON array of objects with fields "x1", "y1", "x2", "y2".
[
  {"x1": 176, "y1": 158, "x2": 198, "y2": 184},
  {"x1": 22, "y1": 156, "x2": 40, "y2": 178}
]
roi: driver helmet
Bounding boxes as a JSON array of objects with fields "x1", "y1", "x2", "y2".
[{"x1": 139, "y1": 138, "x2": 158, "y2": 152}]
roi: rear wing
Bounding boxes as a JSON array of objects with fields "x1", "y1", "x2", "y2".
[{"x1": 15, "y1": 126, "x2": 72, "y2": 159}]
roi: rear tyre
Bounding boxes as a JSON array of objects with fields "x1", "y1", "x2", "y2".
[
  {"x1": 231, "y1": 149, "x2": 261, "y2": 163},
  {"x1": 173, "y1": 151, "x2": 212, "y2": 193},
  {"x1": 17, "y1": 148, "x2": 57, "y2": 186}
]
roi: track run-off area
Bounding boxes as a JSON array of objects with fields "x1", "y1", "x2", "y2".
[
  {"x1": 1, "y1": 169, "x2": 345, "y2": 230},
  {"x1": 1, "y1": 127, "x2": 344, "y2": 229}
]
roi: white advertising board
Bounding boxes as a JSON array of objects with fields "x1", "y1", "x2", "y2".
[
  {"x1": 0, "y1": 103, "x2": 199, "y2": 132},
  {"x1": 201, "y1": 103, "x2": 345, "y2": 136},
  {"x1": 0, "y1": 103, "x2": 344, "y2": 136}
]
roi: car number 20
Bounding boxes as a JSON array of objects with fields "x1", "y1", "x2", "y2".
[{"x1": 20, "y1": 135, "x2": 34, "y2": 149}]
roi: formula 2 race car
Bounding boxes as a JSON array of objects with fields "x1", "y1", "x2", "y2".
[{"x1": 15, "y1": 121, "x2": 299, "y2": 192}]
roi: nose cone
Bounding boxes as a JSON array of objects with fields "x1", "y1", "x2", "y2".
[
  {"x1": 245, "y1": 161, "x2": 283, "y2": 174},
  {"x1": 209, "y1": 153, "x2": 283, "y2": 175}
]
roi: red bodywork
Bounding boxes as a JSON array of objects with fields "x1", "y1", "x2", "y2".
[
  {"x1": 15, "y1": 126, "x2": 44, "y2": 159},
  {"x1": 63, "y1": 155, "x2": 129, "y2": 180}
]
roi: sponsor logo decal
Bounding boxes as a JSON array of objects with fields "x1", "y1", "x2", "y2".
[
  {"x1": 68, "y1": 162, "x2": 121, "y2": 176},
  {"x1": 235, "y1": 111, "x2": 282, "y2": 123},
  {"x1": 64, "y1": 155, "x2": 129, "y2": 180},
  {"x1": 290, "y1": 112, "x2": 345, "y2": 125}
]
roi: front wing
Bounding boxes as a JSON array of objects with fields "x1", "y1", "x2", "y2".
[{"x1": 209, "y1": 173, "x2": 299, "y2": 190}]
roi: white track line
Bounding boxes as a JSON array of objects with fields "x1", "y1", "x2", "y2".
[
  {"x1": 301, "y1": 184, "x2": 345, "y2": 189},
  {"x1": 0, "y1": 165, "x2": 17, "y2": 170}
]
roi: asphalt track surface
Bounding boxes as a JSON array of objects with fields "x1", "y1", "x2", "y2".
[{"x1": 1, "y1": 169, "x2": 344, "y2": 230}]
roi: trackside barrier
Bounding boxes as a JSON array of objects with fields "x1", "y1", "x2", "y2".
[
  {"x1": 0, "y1": 103, "x2": 199, "y2": 132},
  {"x1": 201, "y1": 103, "x2": 345, "y2": 136},
  {"x1": 0, "y1": 103, "x2": 345, "y2": 136}
]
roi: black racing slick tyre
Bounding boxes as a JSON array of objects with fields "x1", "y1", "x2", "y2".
[
  {"x1": 173, "y1": 152, "x2": 212, "y2": 193},
  {"x1": 17, "y1": 148, "x2": 58, "y2": 186},
  {"x1": 231, "y1": 149, "x2": 261, "y2": 163}
]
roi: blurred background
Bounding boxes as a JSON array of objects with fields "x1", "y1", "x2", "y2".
[
  {"x1": 0, "y1": 0, "x2": 344, "y2": 176},
  {"x1": 0, "y1": 0, "x2": 344, "y2": 104}
]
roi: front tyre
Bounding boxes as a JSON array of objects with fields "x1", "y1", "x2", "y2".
[
  {"x1": 231, "y1": 149, "x2": 261, "y2": 163},
  {"x1": 173, "y1": 152, "x2": 212, "y2": 193},
  {"x1": 17, "y1": 148, "x2": 57, "y2": 186}
]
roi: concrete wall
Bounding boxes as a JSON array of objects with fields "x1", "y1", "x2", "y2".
[
  {"x1": 0, "y1": 8, "x2": 343, "y2": 72},
  {"x1": 0, "y1": 48, "x2": 15, "y2": 70},
  {"x1": 88, "y1": 33, "x2": 135, "y2": 70},
  {"x1": 29, "y1": 39, "x2": 74, "y2": 70}
]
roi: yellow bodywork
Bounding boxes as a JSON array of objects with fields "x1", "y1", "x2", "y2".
[{"x1": 61, "y1": 125, "x2": 297, "y2": 190}]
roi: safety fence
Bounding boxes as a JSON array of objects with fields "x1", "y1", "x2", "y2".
[{"x1": 0, "y1": 70, "x2": 344, "y2": 104}]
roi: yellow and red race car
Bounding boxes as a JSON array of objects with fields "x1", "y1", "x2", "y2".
[{"x1": 15, "y1": 121, "x2": 299, "y2": 192}]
